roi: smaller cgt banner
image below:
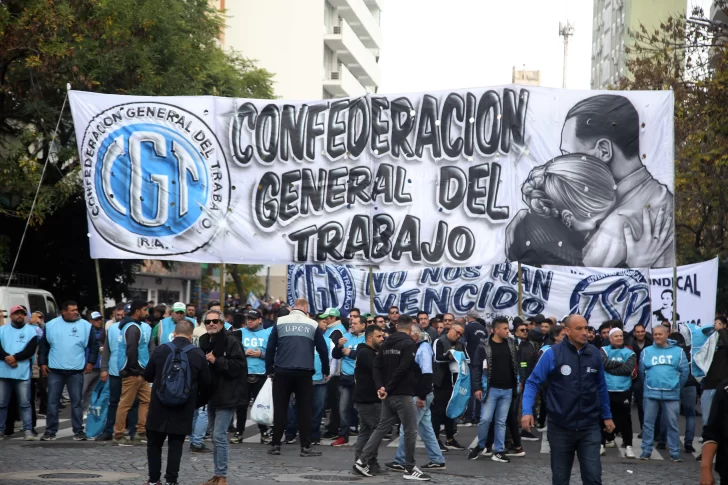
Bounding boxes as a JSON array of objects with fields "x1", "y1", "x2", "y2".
[{"x1": 287, "y1": 263, "x2": 655, "y2": 331}]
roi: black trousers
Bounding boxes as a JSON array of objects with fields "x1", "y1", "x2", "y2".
[
  {"x1": 537, "y1": 387, "x2": 548, "y2": 428},
  {"x1": 146, "y1": 429, "x2": 185, "y2": 483},
  {"x1": 237, "y1": 377, "x2": 267, "y2": 434},
  {"x1": 272, "y1": 373, "x2": 313, "y2": 448},
  {"x1": 325, "y1": 376, "x2": 340, "y2": 435},
  {"x1": 431, "y1": 381, "x2": 454, "y2": 441},
  {"x1": 602, "y1": 390, "x2": 633, "y2": 446},
  {"x1": 37, "y1": 375, "x2": 48, "y2": 415}
]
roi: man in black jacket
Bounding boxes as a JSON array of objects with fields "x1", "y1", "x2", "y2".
[
  {"x1": 700, "y1": 379, "x2": 728, "y2": 485},
  {"x1": 514, "y1": 318, "x2": 539, "y2": 443},
  {"x1": 198, "y1": 310, "x2": 246, "y2": 485},
  {"x1": 432, "y1": 321, "x2": 468, "y2": 452},
  {"x1": 353, "y1": 315, "x2": 430, "y2": 481},
  {"x1": 353, "y1": 325, "x2": 385, "y2": 473},
  {"x1": 144, "y1": 320, "x2": 211, "y2": 485}
]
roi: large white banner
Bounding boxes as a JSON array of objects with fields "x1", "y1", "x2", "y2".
[
  {"x1": 547, "y1": 259, "x2": 719, "y2": 331},
  {"x1": 287, "y1": 263, "x2": 653, "y2": 330},
  {"x1": 69, "y1": 88, "x2": 674, "y2": 267}
]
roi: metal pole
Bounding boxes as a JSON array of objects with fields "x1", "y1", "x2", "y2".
[
  {"x1": 368, "y1": 266, "x2": 376, "y2": 315},
  {"x1": 517, "y1": 262, "x2": 523, "y2": 314},
  {"x1": 265, "y1": 266, "x2": 271, "y2": 299},
  {"x1": 220, "y1": 264, "x2": 226, "y2": 302},
  {"x1": 95, "y1": 259, "x2": 104, "y2": 314},
  {"x1": 563, "y1": 37, "x2": 568, "y2": 88}
]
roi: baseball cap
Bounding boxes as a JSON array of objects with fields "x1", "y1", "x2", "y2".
[
  {"x1": 247, "y1": 310, "x2": 261, "y2": 319},
  {"x1": 361, "y1": 312, "x2": 374, "y2": 320},
  {"x1": 10, "y1": 305, "x2": 27, "y2": 315},
  {"x1": 318, "y1": 307, "x2": 341, "y2": 318},
  {"x1": 90, "y1": 311, "x2": 102, "y2": 320},
  {"x1": 123, "y1": 303, "x2": 132, "y2": 314},
  {"x1": 172, "y1": 302, "x2": 186, "y2": 313}
]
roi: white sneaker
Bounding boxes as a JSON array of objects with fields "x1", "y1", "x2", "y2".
[
  {"x1": 600, "y1": 445, "x2": 606, "y2": 456},
  {"x1": 625, "y1": 446, "x2": 636, "y2": 459},
  {"x1": 605, "y1": 440, "x2": 616, "y2": 448}
]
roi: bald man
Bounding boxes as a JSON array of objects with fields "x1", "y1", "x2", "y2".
[
  {"x1": 521, "y1": 315, "x2": 614, "y2": 485},
  {"x1": 600, "y1": 328, "x2": 637, "y2": 458}
]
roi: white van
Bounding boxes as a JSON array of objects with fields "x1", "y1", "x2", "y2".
[{"x1": 0, "y1": 286, "x2": 59, "y2": 320}]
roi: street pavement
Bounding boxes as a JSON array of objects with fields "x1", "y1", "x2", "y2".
[{"x1": 0, "y1": 408, "x2": 705, "y2": 484}]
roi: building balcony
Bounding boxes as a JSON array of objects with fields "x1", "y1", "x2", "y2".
[
  {"x1": 323, "y1": 63, "x2": 367, "y2": 98},
  {"x1": 328, "y1": 0, "x2": 382, "y2": 49},
  {"x1": 325, "y1": 19, "x2": 380, "y2": 88}
]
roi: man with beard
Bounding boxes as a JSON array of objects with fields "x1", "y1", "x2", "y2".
[{"x1": 417, "y1": 311, "x2": 438, "y2": 342}]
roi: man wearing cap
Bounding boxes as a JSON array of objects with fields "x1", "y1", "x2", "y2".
[
  {"x1": 320, "y1": 307, "x2": 345, "y2": 439},
  {"x1": 230, "y1": 309, "x2": 273, "y2": 444},
  {"x1": 38, "y1": 301, "x2": 99, "y2": 441},
  {"x1": 0, "y1": 305, "x2": 39, "y2": 440},
  {"x1": 156, "y1": 302, "x2": 197, "y2": 346},
  {"x1": 81, "y1": 311, "x2": 106, "y2": 414}
]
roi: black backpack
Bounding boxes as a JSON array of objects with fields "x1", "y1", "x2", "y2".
[{"x1": 156, "y1": 342, "x2": 196, "y2": 406}]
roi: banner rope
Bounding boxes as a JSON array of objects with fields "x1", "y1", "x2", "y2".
[{"x1": 5, "y1": 85, "x2": 70, "y2": 291}]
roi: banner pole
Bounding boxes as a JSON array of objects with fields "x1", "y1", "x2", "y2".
[
  {"x1": 672, "y1": 263, "x2": 678, "y2": 333},
  {"x1": 368, "y1": 266, "x2": 375, "y2": 315},
  {"x1": 94, "y1": 259, "x2": 104, "y2": 315},
  {"x1": 517, "y1": 262, "x2": 523, "y2": 315},
  {"x1": 220, "y1": 263, "x2": 226, "y2": 303}
]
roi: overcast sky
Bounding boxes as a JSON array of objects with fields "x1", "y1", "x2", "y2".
[{"x1": 378, "y1": 0, "x2": 711, "y2": 94}]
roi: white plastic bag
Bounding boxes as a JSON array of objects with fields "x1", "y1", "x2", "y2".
[{"x1": 250, "y1": 377, "x2": 274, "y2": 426}]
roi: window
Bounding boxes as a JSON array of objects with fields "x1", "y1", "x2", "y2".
[
  {"x1": 46, "y1": 297, "x2": 58, "y2": 319},
  {"x1": 127, "y1": 288, "x2": 148, "y2": 302},
  {"x1": 157, "y1": 290, "x2": 180, "y2": 306},
  {"x1": 28, "y1": 293, "x2": 46, "y2": 315}
]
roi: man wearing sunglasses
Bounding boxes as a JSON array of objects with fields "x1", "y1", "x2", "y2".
[
  {"x1": 432, "y1": 320, "x2": 468, "y2": 452},
  {"x1": 386, "y1": 307, "x2": 400, "y2": 336},
  {"x1": 198, "y1": 310, "x2": 246, "y2": 485}
]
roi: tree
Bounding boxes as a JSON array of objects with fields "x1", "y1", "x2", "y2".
[
  {"x1": 616, "y1": 5, "x2": 728, "y2": 312},
  {"x1": 202, "y1": 265, "x2": 264, "y2": 304},
  {"x1": 0, "y1": 0, "x2": 275, "y2": 308}
]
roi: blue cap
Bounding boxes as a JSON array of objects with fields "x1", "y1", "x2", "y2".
[{"x1": 123, "y1": 303, "x2": 131, "y2": 314}]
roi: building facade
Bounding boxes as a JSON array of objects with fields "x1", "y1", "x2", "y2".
[{"x1": 590, "y1": 0, "x2": 685, "y2": 89}]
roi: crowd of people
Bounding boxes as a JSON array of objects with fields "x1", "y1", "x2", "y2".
[{"x1": 1, "y1": 299, "x2": 728, "y2": 485}]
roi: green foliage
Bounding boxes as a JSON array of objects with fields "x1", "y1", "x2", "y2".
[
  {"x1": 0, "y1": 0, "x2": 275, "y2": 304},
  {"x1": 202, "y1": 265, "x2": 264, "y2": 302},
  {"x1": 617, "y1": 5, "x2": 728, "y2": 312}
]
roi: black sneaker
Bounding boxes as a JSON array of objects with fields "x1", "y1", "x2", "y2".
[
  {"x1": 422, "y1": 462, "x2": 446, "y2": 470},
  {"x1": 385, "y1": 462, "x2": 405, "y2": 471},
  {"x1": 383, "y1": 432, "x2": 393, "y2": 441},
  {"x1": 284, "y1": 435, "x2": 297, "y2": 444},
  {"x1": 311, "y1": 438, "x2": 321, "y2": 446},
  {"x1": 468, "y1": 446, "x2": 483, "y2": 460},
  {"x1": 353, "y1": 459, "x2": 372, "y2": 477},
  {"x1": 229, "y1": 433, "x2": 243, "y2": 444},
  {"x1": 492, "y1": 452, "x2": 510, "y2": 463},
  {"x1": 40, "y1": 433, "x2": 56, "y2": 441},
  {"x1": 638, "y1": 432, "x2": 643, "y2": 439},
  {"x1": 695, "y1": 453, "x2": 702, "y2": 462},
  {"x1": 505, "y1": 446, "x2": 526, "y2": 457},
  {"x1": 268, "y1": 445, "x2": 281, "y2": 455},
  {"x1": 445, "y1": 439, "x2": 465, "y2": 451},
  {"x1": 403, "y1": 466, "x2": 430, "y2": 481},
  {"x1": 685, "y1": 443, "x2": 696, "y2": 453},
  {"x1": 300, "y1": 447, "x2": 322, "y2": 457},
  {"x1": 260, "y1": 432, "x2": 272, "y2": 445},
  {"x1": 438, "y1": 440, "x2": 448, "y2": 452},
  {"x1": 73, "y1": 432, "x2": 87, "y2": 441},
  {"x1": 189, "y1": 444, "x2": 211, "y2": 453},
  {"x1": 520, "y1": 430, "x2": 539, "y2": 441}
]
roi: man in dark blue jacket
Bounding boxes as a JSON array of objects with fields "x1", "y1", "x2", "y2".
[{"x1": 521, "y1": 315, "x2": 614, "y2": 485}]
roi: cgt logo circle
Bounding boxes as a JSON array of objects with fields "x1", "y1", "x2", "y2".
[
  {"x1": 569, "y1": 269, "x2": 651, "y2": 330},
  {"x1": 80, "y1": 102, "x2": 230, "y2": 255},
  {"x1": 287, "y1": 264, "x2": 354, "y2": 317}
]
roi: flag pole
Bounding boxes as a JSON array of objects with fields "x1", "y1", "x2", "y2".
[
  {"x1": 368, "y1": 266, "x2": 375, "y2": 315},
  {"x1": 95, "y1": 259, "x2": 104, "y2": 315},
  {"x1": 517, "y1": 262, "x2": 523, "y2": 315}
]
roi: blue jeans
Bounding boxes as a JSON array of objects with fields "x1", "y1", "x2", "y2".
[
  {"x1": 394, "y1": 393, "x2": 445, "y2": 465},
  {"x1": 0, "y1": 378, "x2": 32, "y2": 431},
  {"x1": 548, "y1": 423, "x2": 602, "y2": 485},
  {"x1": 702, "y1": 388, "x2": 716, "y2": 423},
  {"x1": 642, "y1": 398, "x2": 680, "y2": 459},
  {"x1": 338, "y1": 384, "x2": 355, "y2": 438},
  {"x1": 659, "y1": 387, "x2": 696, "y2": 445},
  {"x1": 477, "y1": 387, "x2": 512, "y2": 452},
  {"x1": 47, "y1": 370, "x2": 84, "y2": 434},
  {"x1": 209, "y1": 407, "x2": 235, "y2": 476},
  {"x1": 286, "y1": 384, "x2": 327, "y2": 440},
  {"x1": 191, "y1": 406, "x2": 208, "y2": 447}
]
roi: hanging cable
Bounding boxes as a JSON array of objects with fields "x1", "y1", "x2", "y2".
[{"x1": 5, "y1": 86, "x2": 70, "y2": 290}]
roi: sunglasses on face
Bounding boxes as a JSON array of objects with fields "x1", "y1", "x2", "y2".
[
  {"x1": 174, "y1": 311, "x2": 185, "y2": 315},
  {"x1": 367, "y1": 319, "x2": 374, "y2": 323},
  {"x1": 204, "y1": 318, "x2": 221, "y2": 325},
  {"x1": 389, "y1": 310, "x2": 399, "y2": 314}
]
